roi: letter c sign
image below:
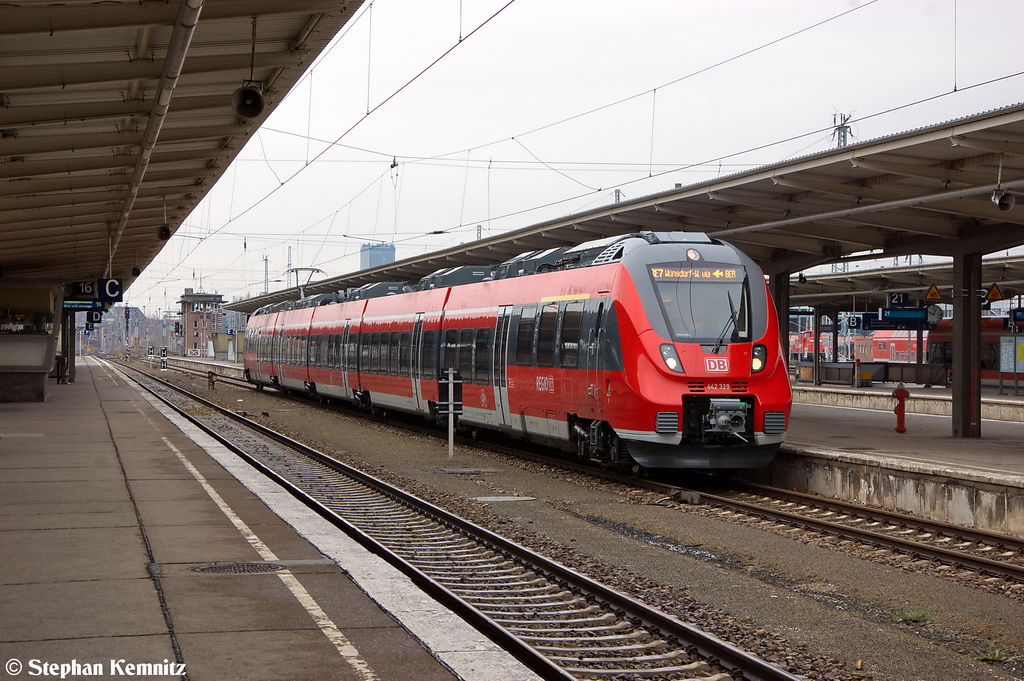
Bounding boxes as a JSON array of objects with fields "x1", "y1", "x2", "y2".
[{"x1": 97, "y1": 278, "x2": 123, "y2": 303}]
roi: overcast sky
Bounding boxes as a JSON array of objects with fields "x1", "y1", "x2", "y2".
[{"x1": 127, "y1": 0, "x2": 1024, "y2": 316}]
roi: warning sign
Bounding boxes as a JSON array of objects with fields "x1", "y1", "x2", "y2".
[
  {"x1": 986, "y1": 283, "x2": 1005, "y2": 301},
  {"x1": 924, "y1": 284, "x2": 943, "y2": 302}
]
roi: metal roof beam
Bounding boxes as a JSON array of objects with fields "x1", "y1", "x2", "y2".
[
  {"x1": 952, "y1": 134, "x2": 1024, "y2": 157},
  {"x1": 850, "y1": 157, "x2": 1002, "y2": 185},
  {"x1": 0, "y1": 0, "x2": 347, "y2": 36},
  {"x1": 0, "y1": 125, "x2": 243, "y2": 157},
  {"x1": 0, "y1": 168, "x2": 211, "y2": 198},
  {"x1": 0, "y1": 51, "x2": 304, "y2": 93},
  {"x1": 0, "y1": 147, "x2": 230, "y2": 180},
  {"x1": 0, "y1": 94, "x2": 229, "y2": 128}
]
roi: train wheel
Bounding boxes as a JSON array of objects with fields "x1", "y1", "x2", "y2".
[{"x1": 630, "y1": 462, "x2": 647, "y2": 478}]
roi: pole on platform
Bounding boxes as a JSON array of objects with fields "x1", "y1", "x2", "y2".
[{"x1": 447, "y1": 367, "x2": 455, "y2": 459}]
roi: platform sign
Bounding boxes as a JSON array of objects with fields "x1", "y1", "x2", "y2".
[
  {"x1": 97, "y1": 278, "x2": 123, "y2": 303},
  {"x1": 63, "y1": 300, "x2": 104, "y2": 310},
  {"x1": 1000, "y1": 337, "x2": 1024, "y2": 373},
  {"x1": 86, "y1": 310, "x2": 103, "y2": 324},
  {"x1": 70, "y1": 281, "x2": 98, "y2": 300},
  {"x1": 862, "y1": 312, "x2": 933, "y2": 331},
  {"x1": 986, "y1": 283, "x2": 1006, "y2": 302},
  {"x1": 881, "y1": 308, "x2": 927, "y2": 320},
  {"x1": 887, "y1": 292, "x2": 911, "y2": 307}
]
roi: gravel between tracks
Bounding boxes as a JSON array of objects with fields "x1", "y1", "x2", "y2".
[{"x1": 156, "y1": 369, "x2": 1024, "y2": 681}]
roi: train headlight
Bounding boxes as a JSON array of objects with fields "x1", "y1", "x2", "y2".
[
  {"x1": 659, "y1": 344, "x2": 684, "y2": 373},
  {"x1": 751, "y1": 344, "x2": 767, "y2": 373}
]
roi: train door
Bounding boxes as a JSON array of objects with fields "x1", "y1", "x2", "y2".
[
  {"x1": 585, "y1": 302, "x2": 605, "y2": 413},
  {"x1": 492, "y1": 306, "x2": 514, "y2": 428},
  {"x1": 411, "y1": 314, "x2": 427, "y2": 412},
  {"x1": 340, "y1": 321, "x2": 352, "y2": 397},
  {"x1": 271, "y1": 331, "x2": 283, "y2": 386}
]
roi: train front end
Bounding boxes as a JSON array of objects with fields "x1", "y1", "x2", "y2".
[{"x1": 614, "y1": 234, "x2": 792, "y2": 469}]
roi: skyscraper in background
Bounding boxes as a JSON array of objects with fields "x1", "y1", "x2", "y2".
[{"x1": 360, "y1": 243, "x2": 396, "y2": 270}]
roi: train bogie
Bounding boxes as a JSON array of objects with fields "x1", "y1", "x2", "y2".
[{"x1": 243, "y1": 232, "x2": 792, "y2": 470}]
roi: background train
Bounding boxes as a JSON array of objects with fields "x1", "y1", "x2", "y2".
[{"x1": 243, "y1": 231, "x2": 792, "y2": 470}]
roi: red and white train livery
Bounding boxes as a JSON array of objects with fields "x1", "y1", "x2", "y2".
[{"x1": 243, "y1": 232, "x2": 792, "y2": 470}]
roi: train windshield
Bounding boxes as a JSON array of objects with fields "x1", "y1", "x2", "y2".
[{"x1": 647, "y1": 262, "x2": 750, "y2": 344}]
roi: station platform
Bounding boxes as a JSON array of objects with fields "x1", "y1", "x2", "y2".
[{"x1": 0, "y1": 358, "x2": 542, "y2": 681}]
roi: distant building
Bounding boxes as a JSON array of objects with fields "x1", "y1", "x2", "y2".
[
  {"x1": 360, "y1": 243, "x2": 395, "y2": 270},
  {"x1": 179, "y1": 288, "x2": 224, "y2": 357}
]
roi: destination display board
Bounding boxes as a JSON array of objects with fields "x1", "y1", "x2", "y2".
[{"x1": 649, "y1": 265, "x2": 741, "y2": 281}]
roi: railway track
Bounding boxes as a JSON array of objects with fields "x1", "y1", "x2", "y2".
[
  {"x1": 113, "y1": 361, "x2": 802, "y2": 681},
  {"x1": 139, "y1": 359, "x2": 1024, "y2": 588}
]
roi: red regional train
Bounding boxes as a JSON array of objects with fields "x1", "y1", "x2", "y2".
[
  {"x1": 926, "y1": 317, "x2": 1008, "y2": 380},
  {"x1": 243, "y1": 232, "x2": 792, "y2": 470}
]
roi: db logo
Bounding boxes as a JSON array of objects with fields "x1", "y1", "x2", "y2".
[{"x1": 705, "y1": 357, "x2": 729, "y2": 372}]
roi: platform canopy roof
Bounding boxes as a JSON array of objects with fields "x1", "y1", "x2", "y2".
[
  {"x1": 789, "y1": 255, "x2": 1024, "y2": 311},
  {"x1": 0, "y1": 0, "x2": 363, "y2": 285},
  {"x1": 226, "y1": 102, "x2": 1024, "y2": 314}
]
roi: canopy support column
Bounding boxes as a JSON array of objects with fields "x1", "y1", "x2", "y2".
[{"x1": 951, "y1": 251, "x2": 982, "y2": 437}]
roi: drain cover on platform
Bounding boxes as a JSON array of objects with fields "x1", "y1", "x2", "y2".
[{"x1": 191, "y1": 562, "x2": 285, "y2": 574}]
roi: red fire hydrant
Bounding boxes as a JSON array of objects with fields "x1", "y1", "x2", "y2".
[{"x1": 892, "y1": 382, "x2": 909, "y2": 434}]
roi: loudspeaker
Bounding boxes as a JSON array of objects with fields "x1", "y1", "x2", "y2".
[
  {"x1": 132, "y1": 267, "x2": 141, "y2": 277},
  {"x1": 232, "y1": 85, "x2": 265, "y2": 118},
  {"x1": 157, "y1": 224, "x2": 171, "y2": 240},
  {"x1": 992, "y1": 190, "x2": 1015, "y2": 211}
]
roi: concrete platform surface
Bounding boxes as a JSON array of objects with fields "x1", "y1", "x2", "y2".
[{"x1": 0, "y1": 359, "x2": 542, "y2": 681}]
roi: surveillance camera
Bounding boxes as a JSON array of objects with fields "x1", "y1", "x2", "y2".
[{"x1": 992, "y1": 190, "x2": 1015, "y2": 212}]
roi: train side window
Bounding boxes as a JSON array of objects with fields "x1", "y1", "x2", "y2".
[
  {"x1": 443, "y1": 330, "x2": 458, "y2": 372},
  {"x1": 459, "y1": 329, "x2": 473, "y2": 379},
  {"x1": 361, "y1": 333, "x2": 372, "y2": 372},
  {"x1": 377, "y1": 332, "x2": 387, "y2": 374},
  {"x1": 399, "y1": 332, "x2": 411, "y2": 375},
  {"x1": 560, "y1": 302, "x2": 583, "y2": 368},
  {"x1": 474, "y1": 328, "x2": 491, "y2": 384},
  {"x1": 536, "y1": 304, "x2": 558, "y2": 367},
  {"x1": 422, "y1": 330, "x2": 437, "y2": 380},
  {"x1": 516, "y1": 305, "x2": 537, "y2": 365},
  {"x1": 389, "y1": 331, "x2": 401, "y2": 375}
]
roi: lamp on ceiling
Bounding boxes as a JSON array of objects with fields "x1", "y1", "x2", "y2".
[{"x1": 232, "y1": 14, "x2": 264, "y2": 119}]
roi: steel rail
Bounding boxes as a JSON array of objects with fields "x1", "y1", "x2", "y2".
[
  {"x1": 126, "y1": 361, "x2": 1024, "y2": 585},
  {"x1": 115, "y1": 361, "x2": 804, "y2": 681},
  {"x1": 699, "y1": 488, "x2": 1024, "y2": 583}
]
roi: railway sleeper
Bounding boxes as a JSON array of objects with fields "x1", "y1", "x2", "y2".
[
  {"x1": 395, "y1": 547, "x2": 492, "y2": 558},
  {"x1": 552, "y1": 649, "x2": 687, "y2": 665},
  {"x1": 446, "y1": 584, "x2": 561, "y2": 597},
  {"x1": 473, "y1": 599, "x2": 591, "y2": 611},
  {"x1": 453, "y1": 590, "x2": 571, "y2": 603},
  {"x1": 514, "y1": 630, "x2": 649, "y2": 643},
  {"x1": 490, "y1": 613, "x2": 617, "y2": 626},
  {"x1": 562, "y1": 662, "x2": 719, "y2": 679},
  {"x1": 406, "y1": 555, "x2": 506, "y2": 567},
  {"x1": 418, "y1": 563, "x2": 518, "y2": 575},
  {"x1": 478, "y1": 605, "x2": 601, "y2": 618},
  {"x1": 532, "y1": 640, "x2": 669, "y2": 654},
  {"x1": 443, "y1": 576, "x2": 546, "y2": 588}
]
